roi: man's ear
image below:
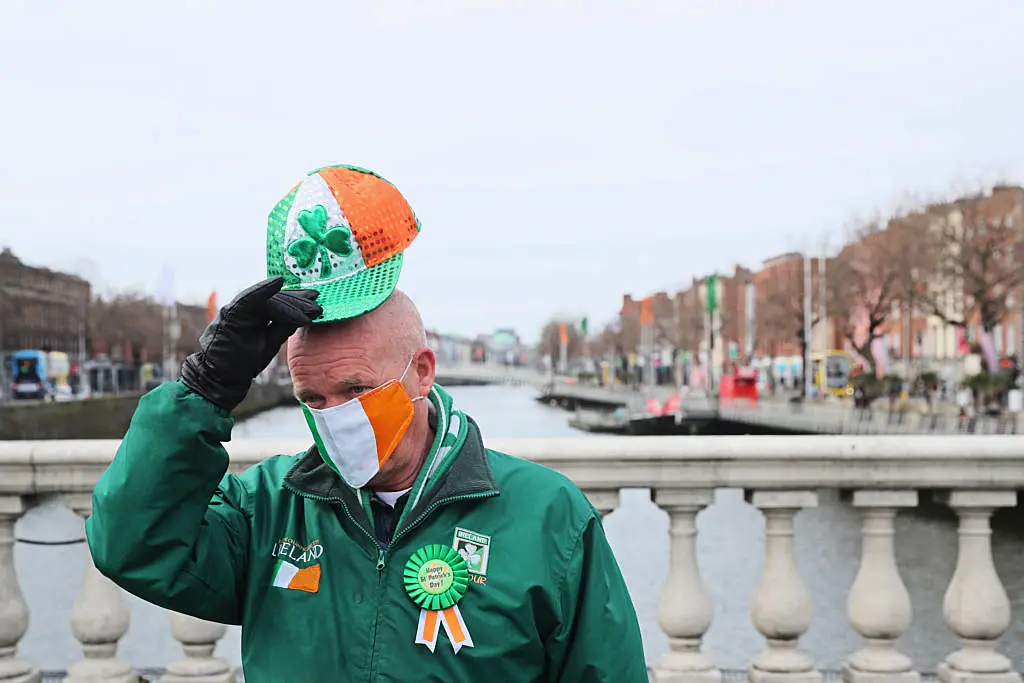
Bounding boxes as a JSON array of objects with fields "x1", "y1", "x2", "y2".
[{"x1": 413, "y1": 347, "x2": 436, "y2": 396}]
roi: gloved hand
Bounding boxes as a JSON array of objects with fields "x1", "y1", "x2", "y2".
[{"x1": 180, "y1": 277, "x2": 322, "y2": 411}]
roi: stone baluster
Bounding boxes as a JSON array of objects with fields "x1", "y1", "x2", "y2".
[
  {"x1": 163, "y1": 612, "x2": 234, "y2": 683},
  {"x1": 651, "y1": 488, "x2": 720, "y2": 683},
  {"x1": 748, "y1": 490, "x2": 822, "y2": 683},
  {"x1": 843, "y1": 490, "x2": 919, "y2": 683},
  {"x1": 937, "y1": 491, "x2": 1019, "y2": 683},
  {"x1": 64, "y1": 494, "x2": 136, "y2": 683},
  {"x1": 583, "y1": 489, "x2": 620, "y2": 519},
  {"x1": 0, "y1": 497, "x2": 40, "y2": 683}
]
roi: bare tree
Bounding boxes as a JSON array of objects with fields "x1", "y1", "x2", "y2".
[
  {"x1": 828, "y1": 216, "x2": 926, "y2": 376},
  {"x1": 650, "y1": 295, "x2": 677, "y2": 349},
  {"x1": 586, "y1": 323, "x2": 618, "y2": 359},
  {"x1": 754, "y1": 258, "x2": 826, "y2": 368},
  {"x1": 88, "y1": 293, "x2": 205, "y2": 364},
  {"x1": 89, "y1": 293, "x2": 160, "y2": 361},
  {"x1": 756, "y1": 282, "x2": 814, "y2": 356},
  {"x1": 670, "y1": 291, "x2": 705, "y2": 353},
  {"x1": 915, "y1": 187, "x2": 1024, "y2": 338},
  {"x1": 537, "y1": 320, "x2": 585, "y2": 362}
]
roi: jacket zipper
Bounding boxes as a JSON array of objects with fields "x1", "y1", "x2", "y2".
[{"x1": 375, "y1": 489, "x2": 499, "y2": 573}]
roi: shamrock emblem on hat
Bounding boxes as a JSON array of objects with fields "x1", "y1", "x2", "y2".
[{"x1": 287, "y1": 204, "x2": 353, "y2": 279}]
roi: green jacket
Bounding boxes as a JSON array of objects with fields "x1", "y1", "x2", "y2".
[{"x1": 87, "y1": 381, "x2": 647, "y2": 682}]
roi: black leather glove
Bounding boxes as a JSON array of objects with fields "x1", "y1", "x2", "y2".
[{"x1": 180, "y1": 277, "x2": 322, "y2": 411}]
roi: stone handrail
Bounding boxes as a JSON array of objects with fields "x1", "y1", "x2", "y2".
[
  {"x1": 722, "y1": 398, "x2": 1022, "y2": 435},
  {"x1": 2, "y1": 435, "x2": 1024, "y2": 682}
]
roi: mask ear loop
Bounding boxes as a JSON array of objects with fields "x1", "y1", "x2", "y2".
[
  {"x1": 399, "y1": 351, "x2": 433, "y2": 509},
  {"x1": 410, "y1": 385, "x2": 446, "y2": 511},
  {"x1": 399, "y1": 354, "x2": 416, "y2": 383}
]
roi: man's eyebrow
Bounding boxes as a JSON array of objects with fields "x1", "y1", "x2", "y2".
[
  {"x1": 334, "y1": 375, "x2": 370, "y2": 388},
  {"x1": 293, "y1": 375, "x2": 374, "y2": 401}
]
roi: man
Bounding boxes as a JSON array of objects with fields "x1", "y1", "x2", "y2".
[{"x1": 87, "y1": 164, "x2": 647, "y2": 682}]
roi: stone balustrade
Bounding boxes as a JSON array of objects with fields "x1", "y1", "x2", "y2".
[
  {"x1": 721, "y1": 400, "x2": 1022, "y2": 435},
  {"x1": 2, "y1": 435, "x2": 1024, "y2": 682}
]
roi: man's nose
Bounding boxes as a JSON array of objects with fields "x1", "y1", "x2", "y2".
[{"x1": 322, "y1": 395, "x2": 355, "y2": 410}]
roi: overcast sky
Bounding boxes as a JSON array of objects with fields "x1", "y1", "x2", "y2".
[{"x1": 2, "y1": 1, "x2": 1022, "y2": 342}]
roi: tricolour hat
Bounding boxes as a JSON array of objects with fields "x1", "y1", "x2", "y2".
[{"x1": 266, "y1": 164, "x2": 420, "y2": 322}]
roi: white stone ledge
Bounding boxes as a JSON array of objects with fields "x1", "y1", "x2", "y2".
[{"x1": 2, "y1": 436, "x2": 1024, "y2": 497}]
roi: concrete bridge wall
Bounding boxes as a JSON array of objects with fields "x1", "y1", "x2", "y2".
[{"x1": 0, "y1": 382, "x2": 295, "y2": 440}]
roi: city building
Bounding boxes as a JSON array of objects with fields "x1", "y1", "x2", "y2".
[
  {"x1": 0, "y1": 247, "x2": 91, "y2": 358},
  {"x1": 427, "y1": 330, "x2": 474, "y2": 367},
  {"x1": 612, "y1": 186, "x2": 1023, "y2": 385},
  {"x1": 876, "y1": 185, "x2": 1024, "y2": 378},
  {"x1": 487, "y1": 328, "x2": 522, "y2": 364},
  {"x1": 753, "y1": 252, "x2": 841, "y2": 359}
]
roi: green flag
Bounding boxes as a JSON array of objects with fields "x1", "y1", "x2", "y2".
[
  {"x1": 706, "y1": 275, "x2": 717, "y2": 314},
  {"x1": 581, "y1": 316, "x2": 588, "y2": 335}
]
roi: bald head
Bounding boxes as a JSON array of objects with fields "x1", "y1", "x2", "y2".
[
  {"x1": 293, "y1": 289, "x2": 426, "y2": 361},
  {"x1": 287, "y1": 289, "x2": 435, "y2": 410}
]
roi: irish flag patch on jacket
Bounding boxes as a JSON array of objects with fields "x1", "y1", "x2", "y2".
[{"x1": 272, "y1": 560, "x2": 321, "y2": 593}]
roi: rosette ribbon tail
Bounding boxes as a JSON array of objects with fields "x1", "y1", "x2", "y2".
[
  {"x1": 415, "y1": 609, "x2": 441, "y2": 652},
  {"x1": 415, "y1": 606, "x2": 473, "y2": 653}
]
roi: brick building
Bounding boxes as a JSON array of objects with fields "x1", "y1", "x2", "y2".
[
  {"x1": 0, "y1": 248, "x2": 91, "y2": 357},
  {"x1": 715, "y1": 266, "x2": 755, "y2": 362},
  {"x1": 942, "y1": 185, "x2": 1023, "y2": 359},
  {"x1": 617, "y1": 266, "x2": 757, "y2": 365},
  {"x1": 753, "y1": 253, "x2": 804, "y2": 358},
  {"x1": 619, "y1": 291, "x2": 673, "y2": 352},
  {"x1": 753, "y1": 252, "x2": 841, "y2": 359},
  {"x1": 611, "y1": 186, "x2": 1023, "y2": 380},
  {"x1": 876, "y1": 185, "x2": 1024, "y2": 373}
]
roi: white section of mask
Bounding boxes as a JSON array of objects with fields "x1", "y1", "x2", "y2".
[{"x1": 304, "y1": 399, "x2": 380, "y2": 488}]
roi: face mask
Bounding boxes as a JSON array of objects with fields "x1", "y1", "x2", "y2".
[{"x1": 301, "y1": 357, "x2": 424, "y2": 489}]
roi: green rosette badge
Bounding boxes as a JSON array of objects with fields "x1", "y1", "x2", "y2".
[{"x1": 403, "y1": 544, "x2": 469, "y2": 612}]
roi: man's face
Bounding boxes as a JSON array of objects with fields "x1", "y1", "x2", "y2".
[
  {"x1": 289, "y1": 325, "x2": 410, "y2": 410},
  {"x1": 288, "y1": 325, "x2": 436, "y2": 484}
]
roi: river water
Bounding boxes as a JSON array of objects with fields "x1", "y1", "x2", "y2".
[{"x1": 13, "y1": 384, "x2": 1024, "y2": 674}]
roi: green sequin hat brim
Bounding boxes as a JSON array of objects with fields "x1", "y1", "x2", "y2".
[{"x1": 282, "y1": 251, "x2": 404, "y2": 322}]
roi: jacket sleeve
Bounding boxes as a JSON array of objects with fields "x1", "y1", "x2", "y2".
[
  {"x1": 86, "y1": 380, "x2": 250, "y2": 625},
  {"x1": 545, "y1": 513, "x2": 649, "y2": 682}
]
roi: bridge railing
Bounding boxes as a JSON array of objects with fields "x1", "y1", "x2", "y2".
[
  {"x1": 722, "y1": 399, "x2": 1022, "y2": 435},
  {"x1": 2, "y1": 436, "x2": 1023, "y2": 681}
]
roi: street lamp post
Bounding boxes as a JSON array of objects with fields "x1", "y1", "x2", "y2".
[
  {"x1": 819, "y1": 244, "x2": 827, "y2": 356},
  {"x1": 803, "y1": 252, "x2": 813, "y2": 399}
]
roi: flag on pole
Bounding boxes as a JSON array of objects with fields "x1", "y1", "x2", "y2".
[
  {"x1": 640, "y1": 297, "x2": 653, "y2": 326},
  {"x1": 206, "y1": 291, "x2": 218, "y2": 322},
  {"x1": 558, "y1": 323, "x2": 569, "y2": 345},
  {"x1": 580, "y1": 316, "x2": 588, "y2": 336},
  {"x1": 705, "y1": 275, "x2": 717, "y2": 314}
]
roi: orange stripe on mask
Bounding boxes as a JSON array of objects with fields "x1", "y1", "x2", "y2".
[{"x1": 358, "y1": 382, "x2": 415, "y2": 468}]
